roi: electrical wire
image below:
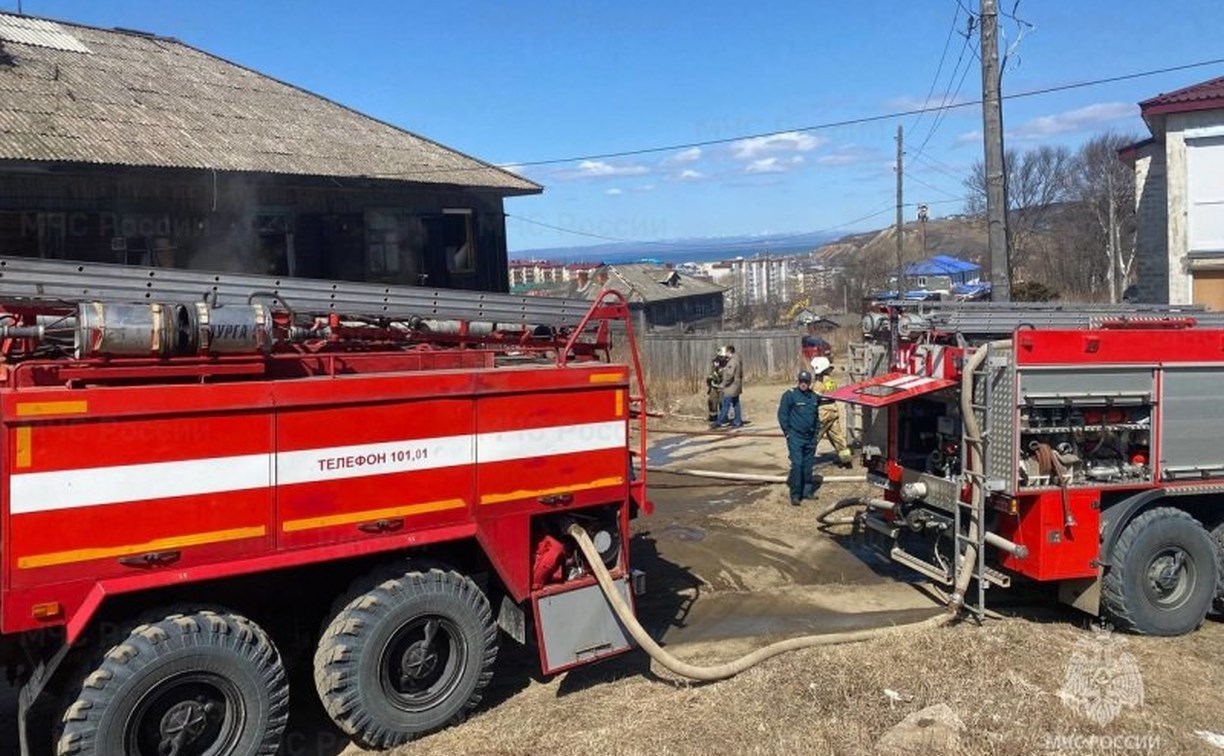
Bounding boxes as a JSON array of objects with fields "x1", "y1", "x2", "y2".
[
  {"x1": 908, "y1": 172, "x2": 964, "y2": 201},
  {"x1": 504, "y1": 202, "x2": 898, "y2": 249},
  {"x1": 910, "y1": 2, "x2": 963, "y2": 133},
  {"x1": 916, "y1": 41, "x2": 977, "y2": 161},
  {"x1": 371, "y1": 56, "x2": 1224, "y2": 181},
  {"x1": 912, "y1": 28, "x2": 975, "y2": 161},
  {"x1": 504, "y1": 196, "x2": 971, "y2": 248}
]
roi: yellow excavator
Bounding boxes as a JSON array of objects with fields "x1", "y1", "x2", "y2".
[{"x1": 784, "y1": 297, "x2": 810, "y2": 323}]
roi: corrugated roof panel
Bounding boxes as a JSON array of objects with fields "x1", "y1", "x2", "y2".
[{"x1": 0, "y1": 14, "x2": 91, "y2": 54}]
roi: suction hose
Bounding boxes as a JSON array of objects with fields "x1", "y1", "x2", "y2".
[
  {"x1": 814, "y1": 496, "x2": 896, "y2": 527},
  {"x1": 950, "y1": 339, "x2": 1011, "y2": 609},
  {"x1": 567, "y1": 524, "x2": 953, "y2": 682}
]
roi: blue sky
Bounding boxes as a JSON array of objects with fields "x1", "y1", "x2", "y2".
[{"x1": 9, "y1": 1, "x2": 1224, "y2": 252}]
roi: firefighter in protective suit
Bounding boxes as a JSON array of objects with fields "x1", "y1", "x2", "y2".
[{"x1": 811, "y1": 356, "x2": 853, "y2": 469}]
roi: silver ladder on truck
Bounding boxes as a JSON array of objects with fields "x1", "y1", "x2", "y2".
[{"x1": 0, "y1": 255, "x2": 600, "y2": 328}]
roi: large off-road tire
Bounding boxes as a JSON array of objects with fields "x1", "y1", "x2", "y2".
[
  {"x1": 1211, "y1": 521, "x2": 1224, "y2": 615},
  {"x1": 313, "y1": 567, "x2": 498, "y2": 749},
  {"x1": 56, "y1": 610, "x2": 289, "y2": 756},
  {"x1": 1102, "y1": 507, "x2": 1219, "y2": 636}
]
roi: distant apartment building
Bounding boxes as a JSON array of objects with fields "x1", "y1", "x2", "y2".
[
  {"x1": 508, "y1": 258, "x2": 570, "y2": 289},
  {"x1": 799, "y1": 262, "x2": 842, "y2": 293},
  {"x1": 701, "y1": 255, "x2": 794, "y2": 310}
]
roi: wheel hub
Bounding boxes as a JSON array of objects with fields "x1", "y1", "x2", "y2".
[
  {"x1": 1146, "y1": 548, "x2": 1190, "y2": 605},
  {"x1": 158, "y1": 697, "x2": 221, "y2": 756},
  {"x1": 400, "y1": 640, "x2": 441, "y2": 684}
]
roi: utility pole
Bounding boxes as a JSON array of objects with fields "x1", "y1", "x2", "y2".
[
  {"x1": 980, "y1": 0, "x2": 1010, "y2": 301},
  {"x1": 918, "y1": 203, "x2": 929, "y2": 258},
  {"x1": 895, "y1": 125, "x2": 905, "y2": 296}
]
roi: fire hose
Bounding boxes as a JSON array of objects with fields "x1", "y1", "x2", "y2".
[{"x1": 567, "y1": 523, "x2": 954, "y2": 682}]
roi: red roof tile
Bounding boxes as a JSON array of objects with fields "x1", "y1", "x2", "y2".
[{"x1": 1140, "y1": 76, "x2": 1224, "y2": 117}]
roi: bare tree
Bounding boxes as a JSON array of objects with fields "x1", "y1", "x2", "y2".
[
  {"x1": 963, "y1": 145, "x2": 1074, "y2": 283},
  {"x1": 1069, "y1": 132, "x2": 1139, "y2": 302}
]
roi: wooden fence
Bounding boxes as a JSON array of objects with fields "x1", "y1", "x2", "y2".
[{"x1": 611, "y1": 327, "x2": 859, "y2": 402}]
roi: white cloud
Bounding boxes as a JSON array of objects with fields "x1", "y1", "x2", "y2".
[
  {"x1": 498, "y1": 163, "x2": 528, "y2": 177},
  {"x1": 573, "y1": 159, "x2": 650, "y2": 178},
  {"x1": 732, "y1": 131, "x2": 826, "y2": 160},
  {"x1": 953, "y1": 130, "x2": 982, "y2": 147},
  {"x1": 637, "y1": 184, "x2": 656, "y2": 192},
  {"x1": 664, "y1": 147, "x2": 702, "y2": 165},
  {"x1": 606, "y1": 188, "x2": 623, "y2": 196},
  {"x1": 676, "y1": 169, "x2": 705, "y2": 180},
  {"x1": 1009, "y1": 102, "x2": 1137, "y2": 140},
  {"x1": 815, "y1": 146, "x2": 877, "y2": 167},
  {"x1": 744, "y1": 155, "x2": 805, "y2": 174}
]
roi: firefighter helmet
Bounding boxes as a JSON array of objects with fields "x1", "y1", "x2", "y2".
[{"x1": 810, "y1": 356, "x2": 832, "y2": 374}]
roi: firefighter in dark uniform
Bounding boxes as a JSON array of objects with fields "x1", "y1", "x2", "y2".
[
  {"x1": 705, "y1": 353, "x2": 726, "y2": 423},
  {"x1": 777, "y1": 369, "x2": 820, "y2": 505}
]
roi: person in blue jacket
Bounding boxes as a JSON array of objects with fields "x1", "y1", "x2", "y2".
[{"x1": 777, "y1": 369, "x2": 820, "y2": 505}]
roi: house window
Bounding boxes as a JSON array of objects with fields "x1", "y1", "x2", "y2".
[
  {"x1": 365, "y1": 211, "x2": 405, "y2": 276},
  {"x1": 441, "y1": 209, "x2": 476, "y2": 274},
  {"x1": 1187, "y1": 135, "x2": 1224, "y2": 255},
  {"x1": 365, "y1": 210, "x2": 428, "y2": 283}
]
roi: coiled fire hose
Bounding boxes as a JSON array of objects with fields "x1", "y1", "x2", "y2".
[{"x1": 567, "y1": 524, "x2": 954, "y2": 682}]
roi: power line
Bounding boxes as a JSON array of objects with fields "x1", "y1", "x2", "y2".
[
  {"x1": 911, "y1": 24, "x2": 975, "y2": 160},
  {"x1": 908, "y1": 172, "x2": 963, "y2": 201},
  {"x1": 506, "y1": 202, "x2": 899, "y2": 250},
  {"x1": 912, "y1": 152, "x2": 966, "y2": 184},
  {"x1": 910, "y1": 2, "x2": 963, "y2": 132},
  {"x1": 915, "y1": 38, "x2": 977, "y2": 160},
  {"x1": 374, "y1": 56, "x2": 1224, "y2": 180},
  {"x1": 505, "y1": 197, "x2": 969, "y2": 251}
]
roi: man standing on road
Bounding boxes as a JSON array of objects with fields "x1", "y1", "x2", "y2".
[
  {"x1": 713, "y1": 345, "x2": 744, "y2": 428},
  {"x1": 811, "y1": 356, "x2": 853, "y2": 468},
  {"x1": 777, "y1": 369, "x2": 820, "y2": 505}
]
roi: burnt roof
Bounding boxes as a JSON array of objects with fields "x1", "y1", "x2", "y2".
[{"x1": 0, "y1": 13, "x2": 540, "y2": 194}]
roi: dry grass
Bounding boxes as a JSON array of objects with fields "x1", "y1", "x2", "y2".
[{"x1": 391, "y1": 618, "x2": 1224, "y2": 755}]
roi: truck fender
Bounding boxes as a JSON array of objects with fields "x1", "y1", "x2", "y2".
[{"x1": 1097, "y1": 487, "x2": 1214, "y2": 567}]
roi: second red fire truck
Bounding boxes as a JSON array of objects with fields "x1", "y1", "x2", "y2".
[{"x1": 832, "y1": 300, "x2": 1224, "y2": 635}]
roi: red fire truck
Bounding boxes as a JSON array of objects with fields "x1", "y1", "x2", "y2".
[
  {"x1": 831, "y1": 301, "x2": 1224, "y2": 635},
  {"x1": 0, "y1": 257, "x2": 649, "y2": 756}
]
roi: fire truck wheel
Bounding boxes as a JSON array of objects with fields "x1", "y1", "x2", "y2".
[
  {"x1": 1101, "y1": 507, "x2": 1219, "y2": 636},
  {"x1": 56, "y1": 610, "x2": 289, "y2": 756},
  {"x1": 313, "y1": 567, "x2": 498, "y2": 749}
]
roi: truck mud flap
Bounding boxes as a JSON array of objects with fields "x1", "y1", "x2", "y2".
[{"x1": 533, "y1": 576, "x2": 636, "y2": 675}]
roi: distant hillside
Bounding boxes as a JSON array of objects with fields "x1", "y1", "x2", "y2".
[{"x1": 811, "y1": 216, "x2": 989, "y2": 269}]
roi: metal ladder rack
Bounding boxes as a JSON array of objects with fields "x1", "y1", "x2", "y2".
[
  {"x1": 0, "y1": 256, "x2": 597, "y2": 327},
  {"x1": 880, "y1": 300, "x2": 1224, "y2": 339},
  {"x1": 954, "y1": 343, "x2": 1004, "y2": 619}
]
